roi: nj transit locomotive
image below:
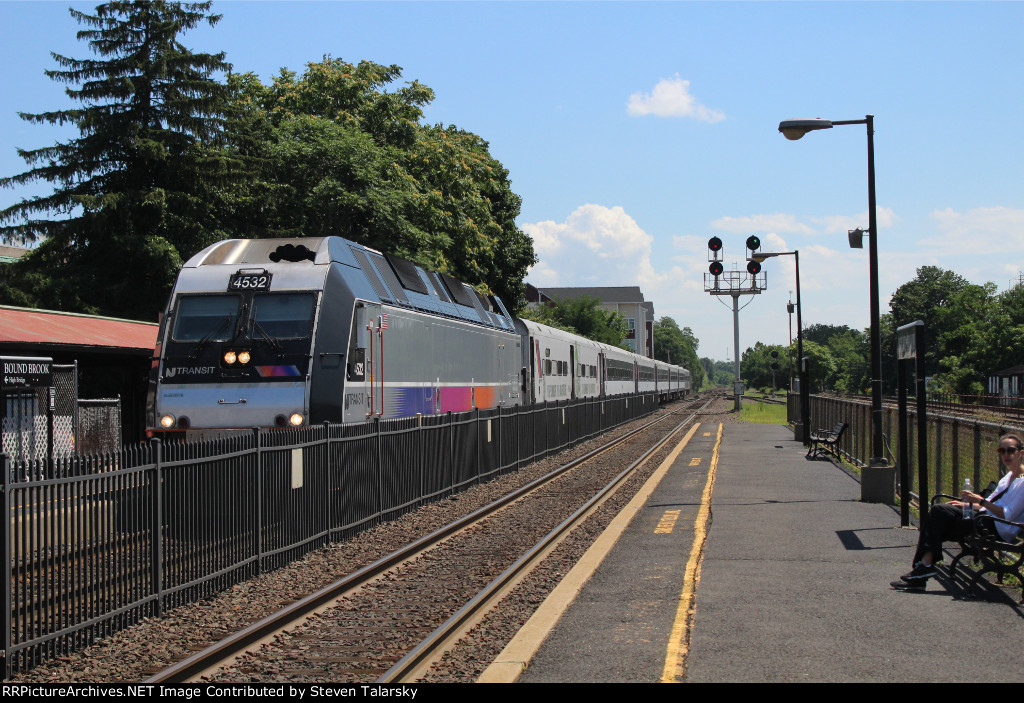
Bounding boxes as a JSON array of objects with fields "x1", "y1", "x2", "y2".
[{"x1": 148, "y1": 236, "x2": 690, "y2": 434}]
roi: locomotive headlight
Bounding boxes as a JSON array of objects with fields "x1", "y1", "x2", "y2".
[
  {"x1": 289, "y1": 413, "x2": 304, "y2": 426},
  {"x1": 237, "y1": 350, "x2": 251, "y2": 365},
  {"x1": 223, "y1": 351, "x2": 237, "y2": 365},
  {"x1": 159, "y1": 414, "x2": 176, "y2": 429}
]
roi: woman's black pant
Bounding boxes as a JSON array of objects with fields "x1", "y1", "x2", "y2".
[{"x1": 914, "y1": 504, "x2": 998, "y2": 564}]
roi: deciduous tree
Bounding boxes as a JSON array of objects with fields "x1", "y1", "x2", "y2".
[
  {"x1": 518, "y1": 296, "x2": 629, "y2": 348},
  {"x1": 653, "y1": 317, "x2": 705, "y2": 389},
  {"x1": 222, "y1": 58, "x2": 534, "y2": 312}
]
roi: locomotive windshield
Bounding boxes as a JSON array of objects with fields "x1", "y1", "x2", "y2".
[
  {"x1": 250, "y1": 294, "x2": 316, "y2": 339},
  {"x1": 172, "y1": 295, "x2": 241, "y2": 342}
]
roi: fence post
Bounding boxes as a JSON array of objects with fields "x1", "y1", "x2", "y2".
[
  {"x1": 150, "y1": 438, "x2": 164, "y2": 619},
  {"x1": 515, "y1": 404, "x2": 521, "y2": 472},
  {"x1": 2, "y1": 452, "x2": 12, "y2": 679},
  {"x1": 376, "y1": 417, "x2": 385, "y2": 516},
  {"x1": 972, "y1": 422, "x2": 982, "y2": 489},
  {"x1": 951, "y1": 418, "x2": 961, "y2": 490},
  {"x1": 448, "y1": 412, "x2": 455, "y2": 498},
  {"x1": 934, "y1": 421, "x2": 944, "y2": 496},
  {"x1": 254, "y1": 427, "x2": 263, "y2": 574}
]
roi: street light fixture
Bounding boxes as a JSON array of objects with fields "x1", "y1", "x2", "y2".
[
  {"x1": 778, "y1": 118, "x2": 834, "y2": 140},
  {"x1": 779, "y1": 114, "x2": 891, "y2": 502},
  {"x1": 751, "y1": 251, "x2": 809, "y2": 443}
]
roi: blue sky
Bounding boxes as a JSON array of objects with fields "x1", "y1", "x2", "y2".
[{"x1": 2, "y1": 1, "x2": 1022, "y2": 363}]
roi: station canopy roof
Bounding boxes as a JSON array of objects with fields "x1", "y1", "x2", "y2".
[{"x1": 0, "y1": 305, "x2": 158, "y2": 354}]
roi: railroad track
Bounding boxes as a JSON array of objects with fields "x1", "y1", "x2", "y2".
[{"x1": 145, "y1": 397, "x2": 713, "y2": 684}]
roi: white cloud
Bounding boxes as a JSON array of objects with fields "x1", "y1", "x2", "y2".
[
  {"x1": 626, "y1": 75, "x2": 724, "y2": 122},
  {"x1": 522, "y1": 204, "x2": 656, "y2": 286},
  {"x1": 922, "y1": 206, "x2": 1024, "y2": 254},
  {"x1": 812, "y1": 207, "x2": 897, "y2": 235},
  {"x1": 708, "y1": 208, "x2": 897, "y2": 238},
  {"x1": 711, "y1": 213, "x2": 815, "y2": 235}
]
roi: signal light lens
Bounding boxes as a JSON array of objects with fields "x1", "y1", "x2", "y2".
[
  {"x1": 289, "y1": 413, "x2": 304, "y2": 427},
  {"x1": 747, "y1": 261, "x2": 762, "y2": 275},
  {"x1": 746, "y1": 235, "x2": 761, "y2": 251},
  {"x1": 708, "y1": 236, "x2": 723, "y2": 252},
  {"x1": 709, "y1": 261, "x2": 724, "y2": 277},
  {"x1": 159, "y1": 414, "x2": 175, "y2": 429},
  {"x1": 223, "y1": 351, "x2": 237, "y2": 365},
  {"x1": 237, "y1": 351, "x2": 251, "y2": 365}
]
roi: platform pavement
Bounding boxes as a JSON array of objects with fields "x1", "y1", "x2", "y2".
[{"x1": 515, "y1": 422, "x2": 1024, "y2": 683}]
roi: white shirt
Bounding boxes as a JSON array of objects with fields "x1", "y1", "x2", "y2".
[{"x1": 983, "y1": 470, "x2": 1024, "y2": 541}]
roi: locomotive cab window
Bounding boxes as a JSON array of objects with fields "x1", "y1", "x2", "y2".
[
  {"x1": 250, "y1": 293, "x2": 316, "y2": 339},
  {"x1": 172, "y1": 295, "x2": 241, "y2": 342}
]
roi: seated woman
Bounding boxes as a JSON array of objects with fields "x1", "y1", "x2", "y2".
[{"x1": 891, "y1": 431, "x2": 1024, "y2": 590}]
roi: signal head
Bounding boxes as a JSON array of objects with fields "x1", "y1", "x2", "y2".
[
  {"x1": 708, "y1": 236, "x2": 723, "y2": 253},
  {"x1": 746, "y1": 260, "x2": 762, "y2": 275},
  {"x1": 709, "y1": 261, "x2": 724, "y2": 277},
  {"x1": 745, "y1": 235, "x2": 761, "y2": 252}
]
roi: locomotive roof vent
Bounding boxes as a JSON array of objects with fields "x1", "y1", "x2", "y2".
[{"x1": 269, "y1": 244, "x2": 316, "y2": 263}]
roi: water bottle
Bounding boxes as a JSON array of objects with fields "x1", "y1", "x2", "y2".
[{"x1": 962, "y1": 479, "x2": 973, "y2": 519}]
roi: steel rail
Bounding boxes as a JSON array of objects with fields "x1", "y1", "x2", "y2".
[
  {"x1": 144, "y1": 396, "x2": 707, "y2": 683},
  {"x1": 377, "y1": 397, "x2": 713, "y2": 682}
]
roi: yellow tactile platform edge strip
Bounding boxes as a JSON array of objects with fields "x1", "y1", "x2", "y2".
[
  {"x1": 477, "y1": 422, "x2": 703, "y2": 683},
  {"x1": 660, "y1": 422, "x2": 723, "y2": 683}
]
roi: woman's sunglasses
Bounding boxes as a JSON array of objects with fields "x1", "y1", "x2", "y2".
[{"x1": 997, "y1": 446, "x2": 1021, "y2": 455}]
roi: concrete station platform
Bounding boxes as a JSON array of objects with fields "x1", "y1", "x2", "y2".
[{"x1": 486, "y1": 422, "x2": 1024, "y2": 683}]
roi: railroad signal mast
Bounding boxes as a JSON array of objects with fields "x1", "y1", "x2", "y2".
[{"x1": 704, "y1": 236, "x2": 768, "y2": 411}]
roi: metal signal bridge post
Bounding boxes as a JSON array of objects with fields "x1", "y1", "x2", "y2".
[{"x1": 705, "y1": 236, "x2": 767, "y2": 412}]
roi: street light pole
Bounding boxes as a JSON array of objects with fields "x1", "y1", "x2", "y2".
[
  {"x1": 863, "y1": 115, "x2": 885, "y2": 466},
  {"x1": 751, "y1": 251, "x2": 808, "y2": 442},
  {"x1": 779, "y1": 115, "x2": 892, "y2": 502}
]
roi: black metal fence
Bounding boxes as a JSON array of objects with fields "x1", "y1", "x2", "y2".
[
  {"x1": 790, "y1": 393, "x2": 1023, "y2": 499},
  {"x1": 3, "y1": 392, "x2": 660, "y2": 678}
]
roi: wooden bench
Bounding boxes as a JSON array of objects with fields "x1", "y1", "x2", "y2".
[
  {"x1": 807, "y1": 422, "x2": 848, "y2": 459},
  {"x1": 933, "y1": 491, "x2": 1024, "y2": 603}
]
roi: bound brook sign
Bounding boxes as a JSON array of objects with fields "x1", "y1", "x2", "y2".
[{"x1": 1, "y1": 356, "x2": 53, "y2": 391}]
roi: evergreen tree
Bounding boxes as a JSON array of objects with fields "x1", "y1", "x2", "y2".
[{"x1": 0, "y1": 1, "x2": 234, "y2": 319}]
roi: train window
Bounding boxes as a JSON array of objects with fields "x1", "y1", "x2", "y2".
[
  {"x1": 250, "y1": 294, "x2": 316, "y2": 339},
  {"x1": 172, "y1": 295, "x2": 240, "y2": 342},
  {"x1": 544, "y1": 359, "x2": 552, "y2": 375}
]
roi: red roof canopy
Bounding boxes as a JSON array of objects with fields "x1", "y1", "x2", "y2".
[{"x1": 0, "y1": 306, "x2": 157, "y2": 353}]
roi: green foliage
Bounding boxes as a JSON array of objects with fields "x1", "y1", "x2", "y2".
[
  {"x1": 736, "y1": 266, "x2": 1021, "y2": 397},
  {"x1": 518, "y1": 296, "x2": 629, "y2": 348},
  {"x1": 222, "y1": 57, "x2": 535, "y2": 313},
  {"x1": 882, "y1": 266, "x2": 1021, "y2": 394},
  {"x1": 0, "y1": 1, "x2": 235, "y2": 319},
  {"x1": 1, "y1": 18, "x2": 535, "y2": 321},
  {"x1": 739, "y1": 342, "x2": 788, "y2": 392},
  {"x1": 652, "y1": 317, "x2": 706, "y2": 389},
  {"x1": 700, "y1": 357, "x2": 735, "y2": 388}
]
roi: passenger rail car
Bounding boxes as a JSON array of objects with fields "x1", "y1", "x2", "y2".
[{"x1": 148, "y1": 236, "x2": 690, "y2": 435}]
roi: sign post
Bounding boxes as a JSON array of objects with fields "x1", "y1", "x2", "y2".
[{"x1": 895, "y1": 322, "x2": 926, "y2": 522}]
